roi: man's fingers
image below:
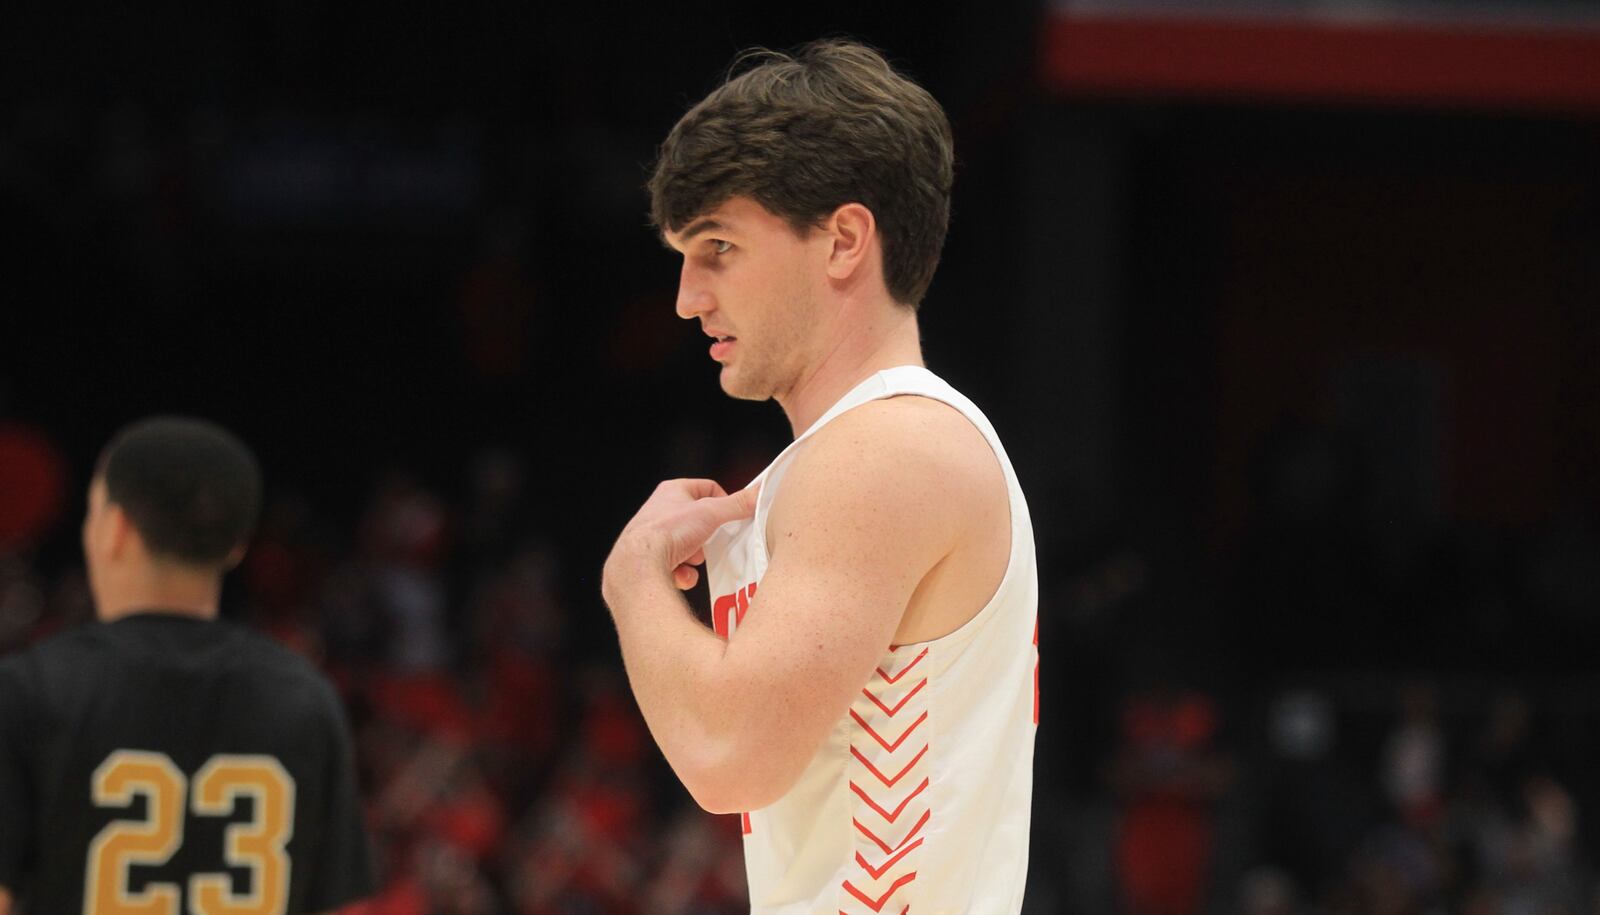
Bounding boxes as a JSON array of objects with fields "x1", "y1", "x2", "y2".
[
  {"x1": 699, "y1": 485, "x2": 759, "y2": 528},
  {"x1": 661, "y1": 484, "x2": 761, "y2": 569},
  {"x1": 627, "y1": 480, "x2": 762, "y2": 573},
  {"x1": 734, "y1": 484, "x2": 760, "y2": 517},
  {"x1": 674, "y1": 564, "x2": 699, "y2": 590},
  {"x1": 674, "y1": 478, "x2": 729, "y2": 500}
]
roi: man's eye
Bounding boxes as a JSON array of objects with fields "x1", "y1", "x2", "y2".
[{"x1": 712, "y1": 239, "x2": 733, "y2": 255}]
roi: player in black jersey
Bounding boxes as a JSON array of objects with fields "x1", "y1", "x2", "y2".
[{"x1": 0, "y1": 417, "x2": 374, "y2": 915}]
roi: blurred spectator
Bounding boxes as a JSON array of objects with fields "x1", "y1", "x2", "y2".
[
  {"x1": 1108, "y1": 676, "x2": 1235, "y2": 915},
  {"x1": 1473, "y1": 691, "x2": 1538, "y2": 814},
  {"x1": 1238, "y1": 866, "x2": 1301, "y2": 915},
  {"x1": 0, "y1": 417, "x2": 68, "y2": 554},
  {"x1": 361, "y1": 472, "x2": 453, "y2": 671},
  {"x1": 460, "y1": 448, "x2": 531, "y2": 566},
  {"x1": 415, "y1": 839, "x2": 500, "y2": 915},
  {"x1": 504, "y1": 668, "x2": 659, "y2": 914},
  {"x1": 1482, "y1": 776, "x2": 1584, "y2": 915},
  {"x1": 242, "y1": 489, "x2": 334, "y2": 656},
  {"x1": 0, "y1": 556, "x2": 44, "y2": 653},
  {"x1": 1261, "y1": 689, "x2": 1374, "y2": 898},
  {"x1": 641, "y1": 809, "x2": 748, "y2": 915},
  {"x1": 1383, "y1": 682, "x2": 1446, "y2": 829},
  {"x1": 1347, "y1": 822, "x2": 1440, "y2": 914},
  {"x1": 468, "y1": 541, "x2": 565, "y2": 759}
]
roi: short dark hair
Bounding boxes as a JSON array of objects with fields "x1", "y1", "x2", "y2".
[
  {"x1": 649, "y1": 38, "x2": 955, "y2": 309},
  {"x1": 98, "y1": 416, "x2": 262, "y2": 567}
]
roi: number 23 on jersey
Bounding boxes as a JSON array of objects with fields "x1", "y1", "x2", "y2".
[{"x1": 85, "y1": 750, "x2": 295, "y2": 915}]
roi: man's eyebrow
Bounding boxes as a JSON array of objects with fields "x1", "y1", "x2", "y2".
[{"x1": 661, "y1": 218, "x2": 726, "y2": 251}]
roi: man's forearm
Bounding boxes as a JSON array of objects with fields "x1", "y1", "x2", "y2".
[
  {"x1": 602, "y1": 480, "x2": 765, "y2": 809},
  {"x1": 603, "y1": 558, "x2": 738, "y2": 798}
]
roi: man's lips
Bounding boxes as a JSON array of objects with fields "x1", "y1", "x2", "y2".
[{"x1": 709, "y1": 337, "x2": 736, "y2": 360}]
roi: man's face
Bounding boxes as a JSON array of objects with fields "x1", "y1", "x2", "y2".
[{"x1": 665, "y1": 197, "x2": 832, "y2": 402}]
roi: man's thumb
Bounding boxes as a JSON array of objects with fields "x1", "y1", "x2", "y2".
[{"x1": 706, "y1": 483, "x2": 759, "y2": 525}]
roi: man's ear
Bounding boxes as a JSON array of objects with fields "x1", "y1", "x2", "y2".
[
  {"x1": 824, "y1": 202, "x2": 877, "y2": 282},
  {"x1": 105, "y1": 503, "x2": 138, "y2": 560}
]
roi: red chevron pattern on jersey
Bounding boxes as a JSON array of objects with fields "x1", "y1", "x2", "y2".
[{"x1": 840, "y1": 645, "x2": 931, "y2": 914}]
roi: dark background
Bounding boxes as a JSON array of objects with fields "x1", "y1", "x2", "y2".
[{"x1": 3, "y1": 3, "x2": 1598, "y2": 913}]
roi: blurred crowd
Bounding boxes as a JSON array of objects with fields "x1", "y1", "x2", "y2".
[
  {"x1": 1074, "y1": 676, "x2": 1599, "y2": 915},
  {"x1": 4, "y1": 412, "x2": 1599, "y2": 915}
]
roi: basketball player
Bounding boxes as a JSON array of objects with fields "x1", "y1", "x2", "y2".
[
  {"x1": 602, "y1": 40, "x2": 1039, "y2": 912},
  {"x1": 0, "y1": 417, "x2": 373, "y2": 915}
]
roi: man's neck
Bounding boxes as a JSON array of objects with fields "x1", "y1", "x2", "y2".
[
  {"x1": 777, "y1": 305, "x2": 923, "y2": 436},
  {"x1": 99, "y1": 602, "x2": 218, "y2": 622},
  {"x1": 96, "y1": 569, "x2": 223, "y2": 622}
]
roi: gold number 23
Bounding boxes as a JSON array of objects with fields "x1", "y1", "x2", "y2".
[{"x1": 85, "y1": 750, "x2": 296, "y2": 915}]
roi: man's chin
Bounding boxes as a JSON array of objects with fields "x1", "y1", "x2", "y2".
[{"x1": 718, "y1": 366, "x2": 771, "y2": 403}]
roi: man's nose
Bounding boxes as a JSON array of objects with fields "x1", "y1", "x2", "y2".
[{"x1": 675, "y1": 262, "x2": 713, "y2": 320}]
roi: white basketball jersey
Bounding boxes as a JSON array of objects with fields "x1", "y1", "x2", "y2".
[{"x1": 702, "y1": 365, "x2": 1039, "y2": 914}]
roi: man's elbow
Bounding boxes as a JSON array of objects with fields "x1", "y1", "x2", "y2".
[
  {"x1": 685, "y1": 773, "x2": 787, "y2": 815},
  {"x1": 685, "y1": 780, "x2": 748, "y2": 815},
  {"x1": 677, "y1": 739, "x2": 797, "y2": 815}
]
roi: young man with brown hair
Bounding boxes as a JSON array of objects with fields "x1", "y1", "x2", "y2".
[{"x1": 603, "y1": 40, "x2": 1039, "y2": 912}]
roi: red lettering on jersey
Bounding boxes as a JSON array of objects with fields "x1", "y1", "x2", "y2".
[
  {"x1": 712, "y1": 593, "x2": 738, "y2": 639},
  {"x1": 712, "y1": 581, "x2": 758, "y2": 639},
  {"x1": 739, "y1": 581, "x2": 756, "y2": 627}
]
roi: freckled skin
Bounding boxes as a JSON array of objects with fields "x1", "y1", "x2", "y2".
[{"x1": 768, "y1": 398, "x2": 1009, "y2": 648}]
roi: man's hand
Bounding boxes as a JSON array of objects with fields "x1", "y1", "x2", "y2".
[{"x1": 603, "y1": 479, "x2": 758, "y2": 598}]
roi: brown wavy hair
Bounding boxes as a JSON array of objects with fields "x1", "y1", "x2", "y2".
[{"x1": 648, "y1": 39, "x2": 954, "y2": 309}]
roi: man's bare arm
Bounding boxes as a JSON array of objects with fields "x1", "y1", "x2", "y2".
[
  {"x1": 0, "y1": 885, "x2": 12, "y2": 915},
  {"x1": 602, "y1": 400, "x2": 975, "y2": 812}
]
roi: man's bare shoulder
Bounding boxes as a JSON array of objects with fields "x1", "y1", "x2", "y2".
[
  {"x1": 769, "y1": 394, "x2": 999, "y2": 544},
  {"x1": 817, "y1": 393, "x2": 996, "y2": 480}
]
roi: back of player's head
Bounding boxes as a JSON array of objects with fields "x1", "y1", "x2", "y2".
[
  {"x1": 97, "y1": 416, "x2": 262, "y2": 568},
  {"x1": 649, "y1": 38, "x2": 954, "y2": 310}
]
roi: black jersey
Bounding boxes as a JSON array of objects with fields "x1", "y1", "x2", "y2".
[{"x1": 0, "y1": 612, "x2": 374, "y2": 915}]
